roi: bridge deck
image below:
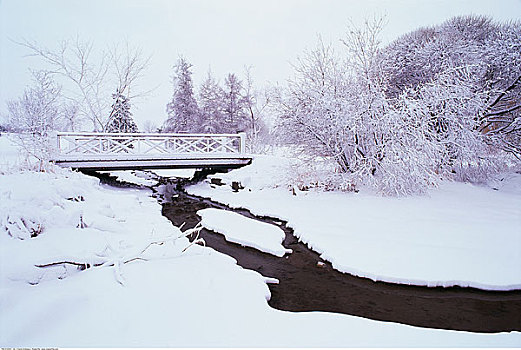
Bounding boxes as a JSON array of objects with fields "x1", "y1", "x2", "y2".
[{"x1": 54, "y1": 154, "x2": 253, "y2": 171}]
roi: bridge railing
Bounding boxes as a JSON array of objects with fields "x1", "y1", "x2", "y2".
[{"x1": 56, "y1": 132, "x2": 247, "y2": 157}]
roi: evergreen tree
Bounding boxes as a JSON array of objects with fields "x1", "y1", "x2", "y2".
[
  {"x1": 105, "y1": 89, "x2": 138, "y2": 133},
  {"x1": 164, "y1": 57, "x2": 200, "y2": 133},
  {"x1": 222, "y1": 73, "x2": 247, "y2": 133},
  {"x1": 198, "y1": 70, "x2": 225, "y2": 133}
]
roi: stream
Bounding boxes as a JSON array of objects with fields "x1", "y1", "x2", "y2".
[{"x1": 90, "y1": 170, "x2": 521, "y2": 334}]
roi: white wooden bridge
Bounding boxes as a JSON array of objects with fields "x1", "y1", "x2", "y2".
[{"x1": 52, "y1": 132, "x2": 252, "y2": 171}]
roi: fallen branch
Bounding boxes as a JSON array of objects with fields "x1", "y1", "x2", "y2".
[{"x1": 35, "y1": 261, "x2": 101, "y2": 270}]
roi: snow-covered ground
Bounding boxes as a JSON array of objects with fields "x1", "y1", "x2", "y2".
[
  {"x1": 1, "y1": 134, "x2": 521, "y2": 347},
  {"x1": 187, "y1": 155, "x2": 521, "y2": 291}
]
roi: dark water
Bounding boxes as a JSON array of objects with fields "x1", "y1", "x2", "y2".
[{"x1": 90, "y1": 171, "x2": 521, "y2": 333}]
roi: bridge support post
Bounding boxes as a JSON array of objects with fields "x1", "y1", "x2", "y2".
[{"x1": 239, "y1": 132, "x2": 246, "y2": 154}]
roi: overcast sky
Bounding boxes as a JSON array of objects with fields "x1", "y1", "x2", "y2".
[{"x1": 1, "y1": 0, "x2": 520, "y2": 128}]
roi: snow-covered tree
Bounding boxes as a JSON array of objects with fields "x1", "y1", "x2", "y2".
[
  {"x1": 7, "y1": 71, "x2": 63, "y2": 168},
  {"x1": 60, "y1": 103, "x2": 83, "y2": 132},
  {"x1": 142, "y1": 119, "x2": 159, "y2": 133},
  {"x1": 381, "y1": 16, "x2": 490, "y2": 97},
  {"x1": 275, "y1": 38, "x2": 351, "y2": 169},
  {"x1": 8, "y1": 71, "x2": 61, "y2": 135},
  {"x1": 479, "y1": 20, "x2": 521, "y2": 157},
  {"x1": 277, "y1": 23, "x2": 394, "y2": 179},
  {"x1": 222, "y1": 73, "x2": 247, "y2": 133},
  {"x1": 380, "y1": 15, "x2": 521, "y2": 158},
  {"x1": 242, "y1": 66, "x2": 271, "y2": 152},
  {"x1": 198, "y1": 70, "x2": 225, "y2": 133},
  {"x1": 105, "y1": 89, "x2": 138, "y2": 133},
  {"x1": 164, "y1": 57, "x2": 200, "y2": 133}
]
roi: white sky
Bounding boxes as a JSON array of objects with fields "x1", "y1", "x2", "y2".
[{"x1": 1, "y1": 0, "x2": 520, "y2": 128}]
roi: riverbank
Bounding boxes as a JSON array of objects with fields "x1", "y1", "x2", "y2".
[{"x1": 186, "y1": 154, "x2": 521, "y2": 291}]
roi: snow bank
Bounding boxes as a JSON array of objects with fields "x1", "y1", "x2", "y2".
[
  {"x1": 0, "y1": 168, "x2": 185, "y2": 287},
  {"x1": 187, "y1": 155, "x2": 521, "y2": 291},
  {"x1": 197, "y1": 208, "x2": 291, "y2": 257}
]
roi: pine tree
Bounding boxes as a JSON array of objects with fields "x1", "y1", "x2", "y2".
[
  {"x1": 222, "y1": 73, "x2": 247, "y2": 133},
  {"x1": 198, "y1": 70, "x2": 225, "y2": 133},
  {"x1": 164, "y1": 57, "x2": 200, "y2": 133},
  {"x1": 105, "y1": 89, "x2": 138, "y2": 133}
]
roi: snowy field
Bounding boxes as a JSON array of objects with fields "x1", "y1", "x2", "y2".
[
  {"x1": 187, "y1": 155, "x2": 521, "y2": 291},
  {"x1": 1, "y1": 134, "x2": 521, "y2": 347}
]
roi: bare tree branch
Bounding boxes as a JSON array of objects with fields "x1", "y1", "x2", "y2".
[{"x1": 16, "y1": 37, "x2": 151, "y2": 132}]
